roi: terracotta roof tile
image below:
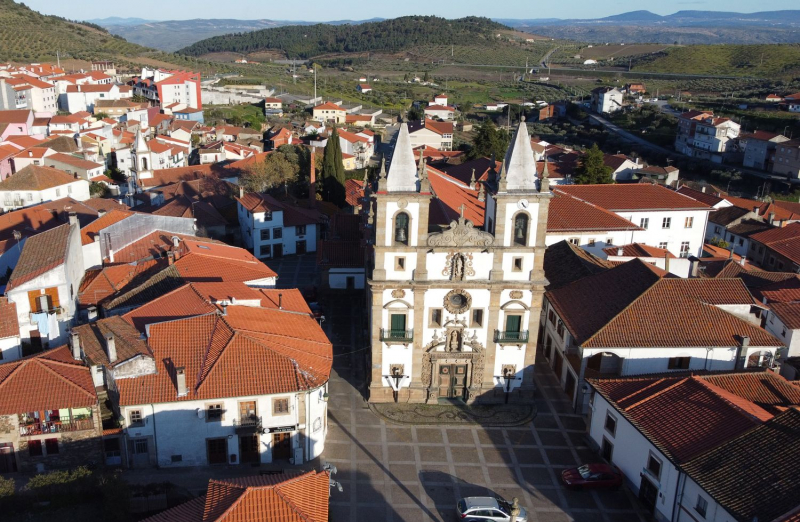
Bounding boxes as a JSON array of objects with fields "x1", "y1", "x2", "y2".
[
  {"x1": 0, "y1": 297, "x2": 19, "y2": 339},
  {"x1": 0, "y1": 345, "x2": 96, "y2": 415},
  {"x1": 7, "y1": 223, "x2": 73, "y2": 291},
  {"x1": 544, "y1": 240, "x2": 615, "y2": 291},
  {"x1": 603, "y1": 243, "x2": 675, "y2": 258},
  {"x1": 0, "y1": 165, "x2": 78, "y2": 191},
  {"x1": 547, "y1": 193, "x2": 641, "y2": 232},
  {"x1": 771, "y1": 302, "x2": 800, "y2": 329},
  {"x1": 555, "y1": 184, "x2": 712, "y2": 211},
  {"x1": 123, "y1": 284, "x2": 217, "y2": 332},
  {"x1": 73, "y1": 316, "x2": 152, "y2": 367},
  {"x1": 80, "y1": 209, "x2": 134, "y2": 245},
  {"x1": 427, "y1": 167, "x2": 485, "y2": 227}
]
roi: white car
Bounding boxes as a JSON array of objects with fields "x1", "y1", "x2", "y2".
[{"x1": 456, "y1": 497, "x2": 529, "y2": 522}]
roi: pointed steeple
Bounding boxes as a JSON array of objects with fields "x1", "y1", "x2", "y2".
[
  {"x1": 540, "y1": 155, "x2": 551, "y2": 193},
  {"x1": 469, "y1": 169, "x2": 476, "y2": 190},
  {"x1": 386, "y1": 123, "x2": 419, "y2": 192},
  {"x1": 133, "y1": 127, "x2": 148, "y2": 153},
  {"x1": 377, "y1": 155, "x2": 387, "y2": 191},
  {"x1": 498, "y1": 159, "x2": 508, "y2": 192},
  {"x1": 477, "y1": 182, "x2": 485, "y2": 202},
  {"x1": 502, "y1": 116, "x2": 538, "y2": 191}
]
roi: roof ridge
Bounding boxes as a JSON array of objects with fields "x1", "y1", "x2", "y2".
[
  {"x1": 273, "y1": 482, "x2": 315, "y2": 522},
  {"x1": 194, "y1": 315, "x2": 234, "y2": 394},
  {"x1": 622, "y1": 377, "x2": 689, "y2": 411},
  {"x1": 34, "y1": 356, "x2": 96, "y2": 401},
  {"x1": 692, "y1": 377, "x2": 773, "y2": 422}
]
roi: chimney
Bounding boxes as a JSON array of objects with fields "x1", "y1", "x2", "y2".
[
  {"x1": 68, "y1": 212, "x2": 78, "y2": 226},
  {"x1": 617, "y1": 247, "x2": 624, "y2": 256},
  {"x1": 735, "y1": 335, "x2": 750, "y2": 370},
  {"x1": 740, "y1": 255, "x2": 747, "y2": 267},
  {"x1": 28, "y1": 150, "x2": 32, "y2": 157},
  {"x1": 278, "y1": 293, "x2": 283, "y2": 310},
  {"x1": 768, "y1": 212, "x2": 775, "y2": 225},
  {"x1": 167, "y1": 251, "x2": 175, "y2": 265},
  {"x1": 97, "y1": 209, "x2": 106, "y2": 217},
  {"x1": 688, "y1": 256, "x2": 699, "y2": 278},
  {"x1": 238, "y1": 185, "x2": 244, "y2": 198},
  {"x1": 171, "y1": 236, "x2": 180, "y2": 248},
  {"x1": 753, "y1": 206, "x2": 759, "y2": 214},
  {"x1": 664, "y1": 252, "x2": 670, "y2": 273},
  {"x1": 176, "y1": 367, "x2": 187, "y2": 396},
  {"x1": 105, "y1": 333, "x2": 117, "y2": 363},
  {"x1": 221, "y1": 302, "x2": 228, "y2": 316},
  {"x1": 70, "y1": 332, "x2": 81, "y2": 360},
  {"x1": 108, "y1": 248, "x2": 114, "y2": 263},
  {"x1": 701, "y1": 186, "x2": 706, "y2": 193}
]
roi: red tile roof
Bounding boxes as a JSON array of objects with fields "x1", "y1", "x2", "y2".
[
  {"x1": 123, "y1": 284, "x2": 217, "y2": 332},
  {"x1": 46, "y1": 152, "x2": 103, "y2": 171},
  {"x1": 141, "y1": 471, "x2": 330, "y2": 522},
  {"x1": 603, "y1": 243, "x2": 676, "y2": 259},
  {"x1": 547, "y1": 192, "x2": 642, "y2": 232},
  {"x1": 80, "y1": 209, "x2": 134, "y2": 245},
  {"x1": 0, "y1": 345, "x2": 96, "y2": 415},
  {"x1": 104, "y1": 231, "x2": 219, "y2": 265},
  {"x1": 0, "y1": 165, "x2": 78, "y2": 191},
  {"x1": 555, "y1": 184, "x2": 712, "y2": 211},
  {"x1": 771, "y1": 302, "x2": 800, "y2": 330},
  {"x1": 676, "y1": 185, "x2": 724, "y2": 207},
  {"x1": 77, "y1": 259, "x2": 166, "y2": 308},
  {"x1": 73, "y1": 316, "x2": 152, "y2": 367},
  {"x1": 345, "y1": 178, "x2": 365, "y2": 208},
  {"x1": 313, "y1": 102, "x2": 344, "y2": 111},
  {"x1": 0, "y1": 297, "x2": 19, "y2": 339},
  {"x1": 6, "y1": 223, "x2": 73, "y2": 291},
  {"x1": 427, "y1": 167, "x2": 485, "y2": 227},
  {"x1": 236, "y1": 193, "x2": 323, "y2": 226}
]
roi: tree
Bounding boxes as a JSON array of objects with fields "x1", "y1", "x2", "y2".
[
  {"x1": 407, "y1": 105, "x2": 423, "y2": 122},
  {"x1": 321, "y1": 127, "x2": 346, "y2": 206},
  {"x1": 574, "y1": 143, "x2": 613, "y2": 184},
  {"x1": 240, "y1": 151, "x2": 299, "y2": 194},
  {"x1": 94, "y1": 112, "x2": 110, "y2": 120},
  {"x1": 468, "y1": 119, "x2": 510, "y2": 160}
]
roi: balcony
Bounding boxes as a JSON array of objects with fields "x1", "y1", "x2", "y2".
[
  {"x1": 29, "y1": 307, "x2": 64, "y2": 323},
  {"x1": 494, "y1": 330, "x2": 529, "y2": 344},
  {"x1": 233, "y1": 416, "x2": 262, "y2": 434},
  {"x1": 19, "y1": 418, "x2": 95, "y2": 437},
  {"x1": 380, "y1": 329, "x2": 413, "y2": 344}
]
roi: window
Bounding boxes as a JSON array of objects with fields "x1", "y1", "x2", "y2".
[
  {"x1": 568, "y1": 238, "x2": 579, "y2": 246},
  {"x1": 45, "y1": 438, "x2": 59, "y2": 455},
  {"x1": 133, "y1": 439, "x2": 148, "y2": 455},
  {"x1": 260, "y1": 229, "x2": 270, "y2": 241},
  {"x1": 646, "y1": 454, "x2": 662, "y2": 480},
  {"x1": 658, "y1": 242, "x2": 668, "y2": 250},
  {"x1": 129, "y1": 409, "x2": 143, "y2": 426},
  {"x1": 662, "y1": 217, "x2": 671, "y2": 229},
  {"x1": 263, "y1": 211, "x2": 272, "y2": 221},
  {"x1": 430, "y1": 308, "x2": 443, "y2": 328},
  {"x1": 715, "y1": 226, "x2": 721, "y2": 234},
  {"x1": 684, "y1": 217, "x2": 694, "y2": 228},
  {"x1": 606, "y1": 238, "x2": 613, "y2": 246},
  {"x1": 588, "y1": 238, "x2": 596, "y2": 247},
  {"x1": 505, "y1": 314, "x2": 522, "y2": 334},
  {"x1": 695, "y1": 495, "x2": 708, "y2": 518},
  {"x1": 273, "y1": 398, "x2": 290, "y2": 415},
  {"x1": 604, "y1": 413, "x2": 617, "y2": 436},
  {"x1": 273, "y1": 228, "x2": 282, "y2": 239},
  {"x1": 601, "y1": 437, "x2": 614, "y2": 462},
  {"x1": 471, "y1": 309, "x2": 484, "y2": 328},
  {"x1": 296, "y1": 225, "x2": 306, "y2": 236},
  {"x1": 680, "y1": 242, "x2": 690, "y2": 257},
  {"x1": 395, "y1": 257, "x2": 406, "y2": 270},
  {"x1": 769, "y1": 256, "x2": 775, "y2": 266},
  {"x1": 640, "y1": 218, "x2": 649, "y2": 229},
  {"x1": 512, "y1": 257, "x2": 523, "y2": 272},
  {"x1": 778, "y1": 261, "x2": 784, "y2": 270},
  {"x1": 29, "y1": 440, "x2": 43, "y2": 457},
  {"x1": 26, "y1": 192, "x2": 32, "y2": 201},
  {"x1": 207, "y1": 403, "x2": 223, "y2": 422},
  {"x1": 513, "y1": 213, "x2": 529, "y2": 246},
  {"x1": 668, "y1": 356, "x2": 691, "y2": 370},
  {"x1": 56, "y1": 188, "x2": 61, "y2": 197},
  {"x1": 394, "y1": 212, "x2": 410, "y2": 245},
  {"x1": 67, "y1": 185, "x2": 72, "y2": 194},
  {"x1": 390, "y1": 313, "x2": 407, "y2": 333}
]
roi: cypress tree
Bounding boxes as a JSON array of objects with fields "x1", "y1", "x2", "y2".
[{"x1": 322, "y1": 126, "x2": 346, "y2": 206}]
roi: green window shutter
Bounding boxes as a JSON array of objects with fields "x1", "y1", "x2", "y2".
[
  {"x1": 506, "y1": 315, "x2": 521, "y2": 333},
  {"x1": 390, "y1": 314, "x2": 406, "y2": 331}
]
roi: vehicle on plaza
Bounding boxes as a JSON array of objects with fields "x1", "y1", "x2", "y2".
[
  {"x1": 308, "y1": 302, "x2": 325, "y2": 323},
  {"x1": 456, "y1": 496, "x2": 528, "y2": 521},
  {"x1": 560, "y1": 463, "x2": 623, "y2": 490}
]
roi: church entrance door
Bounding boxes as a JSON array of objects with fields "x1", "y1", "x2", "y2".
[{"x1": 438, "y1": 364, "x2": 468, "y2": 399}]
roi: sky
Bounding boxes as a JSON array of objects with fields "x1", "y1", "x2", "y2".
[{"x1": 21, "y1": 0, "x2": 800, "y2": 22}]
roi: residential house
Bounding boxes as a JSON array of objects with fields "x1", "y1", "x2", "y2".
[
  {"x1": 132, "y1": 68, "x2": 202, "y2": 109},
  {"x1": 706, "y1": 206, "x2": 771, "y2": 257},
  {"x1": 675, "y1": 112, "x2": 741, "y2": 164},
  {"x1": 747, "y1": 222, "x2": 800, "y2": 271},
  {"x1": 64, "y1": 84, "x2": 128, "y2": 114},
  {"x1": 267, "y1": 127, "x2": 293, "y2": 149},
  {"x1": 313, "y1": 102, "x2": 346, "y2": 124},
  {"x1": 0, "y1": 345, "x2": 103, "y2": 473},
  {"x1": 741, "y1": 130, "x2": 789, "y2": 171},
  {"x1": 140, "y1": 471, "x2": 331, "y2": 521},
  {"x1": 625, "y1": 165, "x2": 680, "y2": 186},
  {"x1": 674, "y1": 110, "x2": 714, "y2": 156},
  {"x1": 0, "y1": 110, "x2": 35, "y2": 140},
  {"x1": 42, "y1": 153, "x2": 105, "y2": 181},
  {"x1": 337, "y1": 129, "x2": 374, "y2": 169},
  {"x1": 784, "y1": 92, "x2": 800, "y2": 112},
  {"x1": 198, "y1": 141, "x2": 258, "y2": 165},
  {"x1": 624, "y1": 83, "x2": 646, "y2": 94},
  {"x1": 587, "y1": 372, "x2": 800, "y2": 522},
  {"x1": 772, "y1": 139, "x2": 800, "y2": 179},
  {"x1": 751, "y1": 275, "x2": 800, "y2": 358},
  {"x1": 541, "y1": 259, "x2": 782, "y2": 412},
  {"x1": 172, "y1": 107, "x2": 204, "y2": 123},
  {"x1": 603, "y1": 153, "x2": 640, "y2": 181},
  {"x1": 237, "y1": 192, "x2": 324, "y2": 258},
  {"x1": 407, "y1": 119, "x2": 454, "y2": 151},
  {"x1": 552, "y1": 184, "x2": 713, "y2": 258},
  {"x1": 216, "y1": 125, "x2": 262, "y2": 143},
  {"x1": 263, "y1": 97, "x2": 283, "y2": 116},
  {"x1": 0, "y1": 165, "x2": 90, "y2": 211},
  {"x1": 48, "y1": 113, "x2": 92, "y2": 135},
  {"x1": 423, "y1": 104, "x2": 456, "y2": 121},
  {"x1": 600, "y1": 243, "x2": 691, "y2": 277},
  {"x1": 3, "y1": 76, "x2": 57, "y2": 114},
  {"x1": 5, "y1": 220, "x2": 84, "y2": 350},
  {"x1": 357, "y1": 83, "x2": 372, "y2": 93},
  {"x1": 591, "y1": 87, "x2": 623, "y2": 114}
]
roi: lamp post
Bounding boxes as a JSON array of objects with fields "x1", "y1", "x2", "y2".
[
  {"x1": 496, "y1": 368, "x2": 521, "y2": 404},
  {"x1": 385, "y1": 366, "x2": 406, "y2": 403}
]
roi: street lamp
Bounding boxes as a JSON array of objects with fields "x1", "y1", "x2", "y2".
[
  {"x1": 495, "y1": 367, "x2": 521, "y2": 404},
  {"x1": 385, "y1": 366, "x2": 406, "y2": 403}
]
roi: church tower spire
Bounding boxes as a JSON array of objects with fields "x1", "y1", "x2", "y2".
[
  {"x1": 502, "y1": 117, "x2": 538, "y2": 192},
  {"x1": 386, "y1": 123, "x2": 419, "y2": 192}
]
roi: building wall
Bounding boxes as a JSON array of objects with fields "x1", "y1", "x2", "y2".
[
  {"x1": 328, "y1": 268, "x2": 366, "y2": 290},
  {"x1": 773, "y1": 143, "x2": 800, "y2": 178},
  {"x1": 545, "y1": 231, "x2": 641, "y2": 257},
  {"x1": 238, "y1": 206, "x2": 318, "y2": 258},
  {"x1": 0, "y1": 335, "x2": 22, "y2": 362},
  {"x1": 766, "y1": 311, "x2": 800, "y2": 357},
  {"x1": 676, "y1": 476, "x2": 737, "y2": 522},
  {"x1": 611, "y1": 209, "x2": 709, "y2": 258}
]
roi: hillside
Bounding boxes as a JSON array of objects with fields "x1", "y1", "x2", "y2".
[
  {"x1": 179, "y1": 16, "x2": 509, "y2": 59},
  {"x1": 631, "y1": 44, "x2": 800, "y2": 78},
  {"x1": 0, "y1": 0, "x2": 151, "y2": 62}
]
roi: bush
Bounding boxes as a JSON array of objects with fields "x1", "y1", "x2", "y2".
[{"x1": 0, "y1": 476, "x2": 14, "y2": 499}]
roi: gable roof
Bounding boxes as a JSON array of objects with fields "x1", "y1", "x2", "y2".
[
  {"x1": 682, "y1": 408, "x2": 800, "y2": 522},
  {"x1": 0, "y1": 345, "x2": 96, "y2": 415},
  {"x1": 708, "y1": 205, "x2": 752, "y2": 226},
  {"x1": 80, "y1": 209, "x2": 134, "y2": 245},
  {"x1": 313, "y1": 102, "x2": 344, "y2": 111},
  {"x1": 6, "y1": 223, "x2": 72, "y2": 291},
  {"x1": 0, "y1": 165, "x2": 78, "y2": 191},
  {"x1": 547, "y1": 192, "x2": 642, "y2": 232},
  {"x1": 141, "y1": 471, "x2": 330, "y2": 522},
  {"x1": 603, "y1": 243, "x2": 676, "y2": 259},
  {"x1": 544, "y1": 240, "x2": 616, "y2": 291},
  {"x1": 73, "y1": 316, "x2": 152, "y2": 368},
  {"x1": 555, "y1": 184, "x2": 711, "y2": 211}
]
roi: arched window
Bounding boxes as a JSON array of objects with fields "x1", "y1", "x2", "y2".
[
  {"x1": 514, "y1": 213, "x2": 529, "y2": 246},
  {"x1": 141, "y1": 157, "x2": 149, "y2": 171},
  {"x1": 395, "y1": 212, "x2": 409, "y2": 245}
]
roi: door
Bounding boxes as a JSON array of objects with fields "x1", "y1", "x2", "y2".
[
  {"x1": 296, "y1": 240, "x2": 306, "y2": 255},
  {"x1": 0, "y1": 443, "x2": 16, "y2": 473},
  {"x1": 505, "y1": 315, "x2": 522, "y2": 338},
  {"x1": 565, "y1": 371, "x2": 576, "y2": 399},
  {"x1": 273, "y1": 243, "x2": 283, "y2": 258},
  {"x1": 554, "y1": 351, "x2": 564, "y2": 380},
  {"x1": 639, "y1": 476, "x2": 658, "y2": 514},
  {"x1": 239, "y1": 435, "x2": 259, "y2": 464},
  {"x1": 390, "y1": 313, "x2": 406, "y2": 336},
  {"x1": 207, "y1": 438, "x2": 228, "y2": 465},
  {"x1": 130, "y1": 438, "x2": 151, "y2": 468},
  {"x1": 272, "y1": 433, "x2": 291, "y2": 460},
  {"x1": 437, "y1": 364, "x2": 468, "y2": 399},
  {"x1": 239, "y1": 401, "x2": 257, "y2": 424},
  {"x1": 346, "y1": 276, "x2": 355, "y2": 290}
]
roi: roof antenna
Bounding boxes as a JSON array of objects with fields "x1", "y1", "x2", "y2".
[{"x1": 278, "y1": 293, "x2": 283, "y2": 310}]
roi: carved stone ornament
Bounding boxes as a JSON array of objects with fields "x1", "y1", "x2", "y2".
[
  {"x1": 509, "y1": 290, "x2": 523, "y2": 299},
  {"x1": 397, "y1": 199, "x2": 408, "y2": 209},
  {"x1": 421, "y1": 338, "x2": 486, "y2": 400},
  {"x1": 427, "y1": 215, "x2": 495, "y2": 248},
  {"x1": 390, "y1": 364, "x2": 405, "y2": 376},
  {"x1": 442, "y1": 252, "x2": 475, "y2": 280},
  {"x1": 443, "y1": 289, "x2": 472, "y2": 315},
  {"x1": 502, "y1": 364, "x2": 517, "y2": 377},
  {"x1": 391, "y1": 289, "x2": 406, "y2": 298}
]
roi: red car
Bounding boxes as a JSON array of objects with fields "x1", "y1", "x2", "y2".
[{"x1": 561, "y1": 463, "x2": 623, "y2": 490}]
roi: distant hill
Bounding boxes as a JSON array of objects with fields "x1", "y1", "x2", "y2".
[
  {"x1": 0, "y1": 0, "x2": 151, "y2": 62},
  {"x1": 631, "y1": 44, "x2": 800, "y2": 77},
  {"x1": 178, "y1": 16, "x2": 509, "y2": 59},
  {"x1": 502, "y1": 9, "x2": 800, "y2": 44},
  {"x1": 97, "y1": 17, "x2": 386, "y2": 52}
]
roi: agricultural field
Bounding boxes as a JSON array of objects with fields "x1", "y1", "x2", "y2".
[
  {"x1": 401, "y1": 43, "x2": 553, "y2": 67},
  {"x1": 549, "y1": 43, "x2": 671, "y2": 65},
  {"x1": 631, "y1": 44, "x2": 800, "y2": 78}
]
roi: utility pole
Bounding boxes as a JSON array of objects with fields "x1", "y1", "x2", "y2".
[
  {"x1": 56, "y1": 50, "x2": 60, "y2": 69},
  {"x1": 314, "y1": 66, "x2": 317, "y2": 102}
]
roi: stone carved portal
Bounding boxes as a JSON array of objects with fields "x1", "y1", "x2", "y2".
[{"x1": 421, "y1": 333, "x2": 485, "y2": 402}]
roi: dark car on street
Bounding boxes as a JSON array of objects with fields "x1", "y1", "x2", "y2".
[{"x1": 560, "y1": 463, "x2": 623, "y2": 490}]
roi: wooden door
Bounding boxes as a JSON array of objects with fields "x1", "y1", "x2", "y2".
[
  {"x1": 239, "y1": 435, "x2": 259, "y2": 464},
  {"x1": 0, "y1": 443, "x2": 16, "y2": 473},
  {"x1": 207, "y1": 438, "x2": 227, "y2": 465},
  {"x1": 273, "y1": 244, "x2": 283, "y2": 258},
  {"x1": 639, "y1": 476, "x2": 658, "y2": 513},
  {"x1": 437, "y1": 364, "x2": 468, "y2": 399},
  {"x1": 272, "y1": 433, "x2": 291, "y2": 460},
  {"x1": 239, "y1": 401, "x2": 257, "y2": 422}
]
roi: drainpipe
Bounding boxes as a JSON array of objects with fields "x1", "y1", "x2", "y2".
[
  {"x1": 672, "y1": 468, "x2": 686, "y2": 522},
  {"x1": 151, "y1": 403, "x2": 159, "y2": 469}
]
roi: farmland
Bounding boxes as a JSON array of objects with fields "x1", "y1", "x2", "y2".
[{"x1": 631, "y1": 44, "x2": 800, "y2": 78}]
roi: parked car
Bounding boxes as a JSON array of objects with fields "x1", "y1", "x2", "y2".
[
  {"x1": 560, "y1": 463, "x2": 623, "y2": 490},
  {"x1": 456, "y1": 496, "x2": 528, "y2": 522},
  {"x1": 308, "y1": 302, "x2": 325, "y2": 322}
]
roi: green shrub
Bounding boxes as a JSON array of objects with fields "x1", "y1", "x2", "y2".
[{"x1": 0, "y1": 475, "x2": 14, "y2": 498}]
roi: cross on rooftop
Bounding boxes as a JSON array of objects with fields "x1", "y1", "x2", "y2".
[{"x1": 458, "y1": 204, "x2": 466, "y2": 218}]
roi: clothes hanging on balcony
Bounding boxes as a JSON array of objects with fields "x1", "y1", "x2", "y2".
[
  {"x1": 47, "y1": 312, "x2": 59, "y2": 340},
  {"x1": 31, "y1": 312, "x2": 49, "y2": 336}
]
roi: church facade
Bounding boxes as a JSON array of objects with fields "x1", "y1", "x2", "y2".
[{"x1": 367, "y1": 119, "x2": 552, "y2": 404}]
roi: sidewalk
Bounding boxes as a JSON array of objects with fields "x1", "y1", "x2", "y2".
[{"x1": 370, "y1": 402, "x2": 535, "y2": 427}]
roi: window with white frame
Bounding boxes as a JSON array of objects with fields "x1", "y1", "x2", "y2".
[
  {"x1": 662, "y1": 217, "x2": 671, "y2": 229},
  {"x1": 640, "y1": 218, "x2": 649, "y2": 229},
  {"x1": 604, "y1": 412, "x2": 617, "y2": 436},
  {"x1": 684, "y1": 217, "x2": 693, "y2": 228},
  {"x1": 695, "y1": 495, "x2": 708, "y2": 517},
  {"x1": 646, "y1": 453, "x2": 662, "y2": 480},
  {"x1": 680, "y1": 242, "x2": 690, "y2": 257}
]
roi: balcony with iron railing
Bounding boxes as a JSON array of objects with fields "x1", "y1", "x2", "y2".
[
  {"x1": 233, "y1": 416, "x2": 262, "y2": 434},
  {"x1": 19, "y1": 418, "x2": 95, "y2": 437},
  {"x1": 380, "y1": 329, "x2": 414, "y2": 344},
  {"x1": 494, "y1": 330, "x2": 529, "y2": 344}
]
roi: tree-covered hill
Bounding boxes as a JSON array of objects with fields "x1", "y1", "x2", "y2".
[
  {"x1": 0, "y1": 0, "x2": 151, "y2": 62},
  {"x1": 179, "y1": 16, "x2": 510, "y2": 59}
]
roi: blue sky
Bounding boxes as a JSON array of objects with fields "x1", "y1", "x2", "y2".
[{"x1": 24, "y1": 0, "x2": 800, "y2": 21}]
